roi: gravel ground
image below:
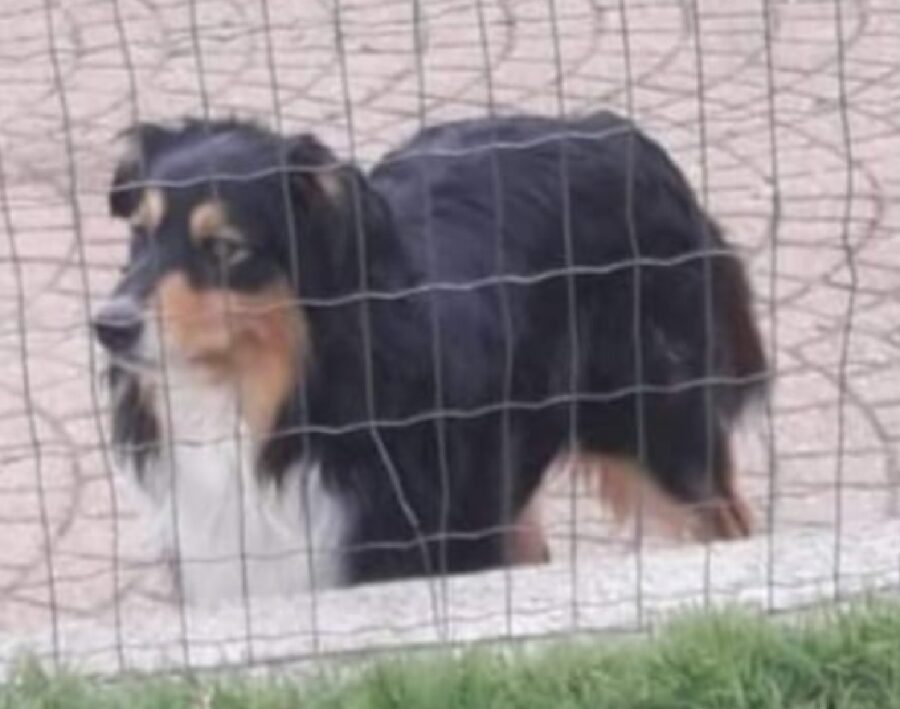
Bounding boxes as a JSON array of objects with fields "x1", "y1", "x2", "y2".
[{"x1": 0, "y1": 0, "x2": 898, "y2": 675}]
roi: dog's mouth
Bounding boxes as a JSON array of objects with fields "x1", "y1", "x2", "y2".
[
  {"x1": 94, "y1": 303, "x2": 220, "y2": 377},
  {"x1": 105, "y1": 343, "x2": 248, "y2": 385}
]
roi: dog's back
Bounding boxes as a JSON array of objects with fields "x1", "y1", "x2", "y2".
[{"x1": 371, "y1": 111, "x2": 766, "y2": 405}]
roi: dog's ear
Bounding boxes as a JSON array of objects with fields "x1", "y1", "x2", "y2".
[
  {"x1": 109, "y1": 123, "x2": 176, "y2": 220},
  {"x1": 284, "y1": 133, "x2": 346, "y2": 209},
  {"x1": 284, "y1": 133, "x2": 392, "y2": 295}
]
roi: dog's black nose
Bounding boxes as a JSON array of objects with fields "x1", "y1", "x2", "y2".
[{"x1": 92, "y1": 298, "x2": 143, "y2": 353}]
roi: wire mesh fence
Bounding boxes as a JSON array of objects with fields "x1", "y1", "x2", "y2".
[{"x1": 0, "y1": 0, "x2": 899, "y2": 677}]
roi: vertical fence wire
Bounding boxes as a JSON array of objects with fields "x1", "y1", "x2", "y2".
[
  {"x1": 36, "y1": 0, "x2": 94, "y2": 670},
  {"x1": 686, "y1": 0, "x2": 718, "y2": 613},
  {"x1": 759, "y1": 0, "x2": 783, "y2": 614},
  {"x1": 613, "y1": 0, "x2": 646, "y2": 630},
  {"x1": 0, "y1": 134, "x2": 61, "y2": 669},
  {"x1": 831, "y1": 0, "x2": 857, "y2": 602},
  {"x1": 255, "y1": 0, "x2": 326, "y2": 663},
  {"x1": 470, "y1": 0, "x2": 519, "y2": 640},
  {"x1": 543, "y1": 0, "x2": 584, "y2": 631},
  {"x1": 409, "y1": 0, "x2": 453, "y2": 641}
]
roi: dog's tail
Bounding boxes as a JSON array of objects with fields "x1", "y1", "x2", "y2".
[{"x1": 710, "y1": 229, "x2": 769, "y2": 423}]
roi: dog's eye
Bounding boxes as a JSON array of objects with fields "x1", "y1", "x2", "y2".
[{"x1": 204, "y1": 238, "x2": 251, "y2": 268}]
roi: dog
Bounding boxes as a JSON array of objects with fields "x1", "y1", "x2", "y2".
[{"x1": 93, "y1": 112, "x2": 767, "y2": 603}]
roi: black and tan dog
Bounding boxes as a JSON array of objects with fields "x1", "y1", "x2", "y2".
[{"x1": 93, "y1": 112, "x2": 767, "y2": 602}]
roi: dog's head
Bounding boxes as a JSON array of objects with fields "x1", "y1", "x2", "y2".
[{"x1": 94, "y1": 120, "x2": 365, "y2": 433}]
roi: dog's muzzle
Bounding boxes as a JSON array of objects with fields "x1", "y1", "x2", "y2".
[{"x1": 92, "y1": 297, "x2": 144, "y2": 355}]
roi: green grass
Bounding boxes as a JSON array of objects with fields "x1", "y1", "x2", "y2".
[{"x1": 5, "y1": 601, "x2": 900, "y2": 709}]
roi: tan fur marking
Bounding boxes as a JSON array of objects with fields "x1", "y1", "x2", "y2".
[
  {"x1": 506, "y1": 493, "x2": 549, "y2": 566},
  {"x1": 698, "y1": 478, "x2": 753, "y2": 540},
  {"x1": 154, "y1": 272, "x2": 309, "y2": 435},
  {"x1": 189, "y1": 200, "x2": 239, "y2": 244},
  {"x1": 131, "y1": 188, "x2": 166, "y2": 231},
  {"x1": 572, "y1": 452, "x2": 752, "y2": 542},
  {"x1": 574, "y1": 454, "x2": 696, "y2": 539}
]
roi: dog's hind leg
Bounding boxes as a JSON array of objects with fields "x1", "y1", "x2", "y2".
[
  {"x1": 577, "y1": 395, "x2": 753, "y2": 542},
  {"x1": 689, "y1": 430, "x2": 753, "y2": 541},
  {"x1": 504, "y1": 490, "x2": 550, "y2": 565},
  {"x1": 570, "y1": 453, "x2": 697, "y2": 539}
]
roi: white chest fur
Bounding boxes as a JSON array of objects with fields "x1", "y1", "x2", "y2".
[{"x1": 120, "y1": 369, "x2": 346, "y2": 604}]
